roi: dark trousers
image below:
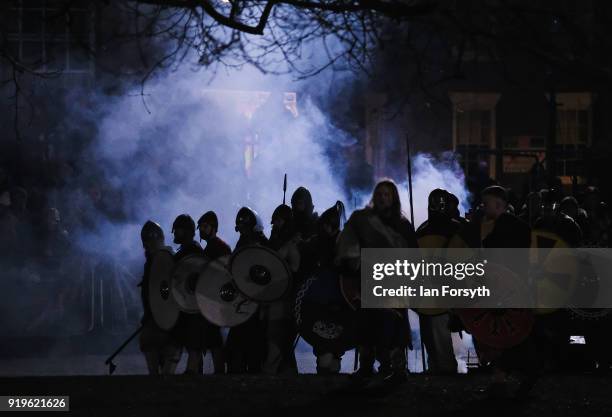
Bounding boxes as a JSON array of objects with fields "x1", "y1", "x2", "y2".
[
  {"x1": 357, "y1": 309, "x2": 410, "y2": 373},
  {"x1": 225, "y1": 314, "x2": 264, "y2": 373}
]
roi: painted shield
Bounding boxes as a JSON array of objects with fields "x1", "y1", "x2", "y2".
[
  {"x1": 530, "y1": 230, "x2": 579, "y2": 313},
  {"x1": 296, "y1": 268, "x2": 357, "y2": 353},
  {"x1": 473, "y1": 262, "x2": 532, "y2": 308},
  {"x1": 456, "y1": 261, "x2": 534, "y2": 349},
  {"x1": 230, "y1": 245, "x2": 292, "y2": 302},
  {"x1": 149, "y1": 248, "x2": 180, "y2": 330},
  {"x1": 171, "y1": 254, "x2": 208, "y2": 313},
  {"x1": 196, "y1": 258, "x2": 258, "y2": 327},
  {"x1": 457, "y1": 308, "x2": 534, "y2": 349},
  {"x1": 567, "y1": 249, "x2": 612, "y2": 321}
]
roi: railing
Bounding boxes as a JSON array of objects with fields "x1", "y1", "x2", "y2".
[
  {"x1": 87, "y1": 258, "x2": 140, "y2": 334},
  {"x1": 4, "y1": 256, "x2": 140, "y2": 339}
]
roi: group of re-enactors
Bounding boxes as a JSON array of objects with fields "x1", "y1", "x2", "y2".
[{"x1": 137, "y1": 179, "x2": 604, "y2": 398}]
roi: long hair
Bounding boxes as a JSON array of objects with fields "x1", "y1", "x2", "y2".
[{"x1": 368, "y1": 179, "x2": 403, "y2": 220}]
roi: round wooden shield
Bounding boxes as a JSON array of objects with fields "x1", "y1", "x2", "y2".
[
  {"x1": 230, "y1": 245, "x2": 292, "y2": 302},
  {"x1": 149, "y1": 248, "x2": 180, "y2": 330},
  {"x1": 171, "y1": 254, "x2": 208, "y2": 313},
  {"x1": 196, "y1": 258, "x2": 258, "y2": 327},
  {"x1": 454, "y1": 260, "x2": 534, "y2": 349},
  {"x1": 530, "y1": 230, "x2": 579, "y2": 313},
  {"x1": 297, "y1": 267, "x2": 357, "y2": 352},
  {"x1": 298, "y1": 302, "x2": 357, "y2": 353},
  {"x1": 456, "y1": 308, "x2": 534, "y2": 349}
]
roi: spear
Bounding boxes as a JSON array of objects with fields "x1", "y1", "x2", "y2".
[
  {"x1": 283, "y1": 173, "x2": 287, "y2": 204},
  {"x1": 406, "y1": 133, "x2": 426, "y2": 372},
  {"x1": 405, "y1": 135, "x2": 415, "y2": 227},
  {"x1": 104, "y1": 324, "x2": 144, "y2": 375}
]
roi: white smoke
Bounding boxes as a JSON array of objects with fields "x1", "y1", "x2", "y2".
[
  {"x1": 67, "y1": 67, "x2": 348, "y2": 254},
  {"x1": 354, "y1": 153, "x2": 470, "y2": 228},
  {"x1": 407, "y1": 153, "x2": 471, "y2": 226},
  {"x1": 65, "y1": 69, "x2": 471, "y2": 255}
]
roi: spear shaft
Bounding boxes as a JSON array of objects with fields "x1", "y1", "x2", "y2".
[{"x1": 283, "y1": 173, "x2": 287, "y2": 204}]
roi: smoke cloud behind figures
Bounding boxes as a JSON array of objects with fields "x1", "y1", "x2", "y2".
[
  {"x1": 61, "y1": 67, "x2": 471, "y2": 257},
  {"x1": 355, "y1": 153, "x2": 470, "y2": 228},
  {"x1": 408, "y1": 153, "x2": 471, "y2": 225},
  {"x1": 66, "y1": 67, "x2": 349, "y2": 254}
]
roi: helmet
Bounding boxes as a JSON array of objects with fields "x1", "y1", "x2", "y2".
[
  {"x1": 236, "y1": 207, "x2": 257, "y2": 231},
  {"x1": 141, "y1": 220, "x2": 164, "y2": 241},
  {"x1": 481, "y1": 185, "x2": 508, "y2": 203},
  {"x1": 446, "y1": 192, "x2": 461, "y2": 217},
  {"x1": 560, "y1": 196, "x2": 579, "y2": 211},
  {"x1": 172, "y1": 214, "x2": 196, "y2": 237},
  {"x1": 319, "y1": 200, "x2": 345, "y2": 230},
  {"x1": 539, "y1": 189, "x2": 557, "y2": 210},
  {"x1": 428, "y1": 189, "x2": 448, "y2": 213},
  {"x1": 236, "y1": 207, "x2": 264, "y2": 233},
  {"x1": 447, "y1": 192, "x2": 459, "y2": 209},
  {"x1": 197, "y1": 211, "x2": 218, "y2": 231},
  {"x1": 272, "y1": 204, "x2": 293, "y2": 223}
]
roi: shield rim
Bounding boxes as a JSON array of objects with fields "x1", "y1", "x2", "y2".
[
  {"x1": 149, "y1": 248, "x2": 180, "y2": 330},
  {"x1": 229, "y1": 244, "x2": 292, "y2": 302},
  {"x1": 171, "y1": 254, "x2": 208, "y2": 314},
  {"x1": 195, "y1": 258, "x2": 258, "y2": 327}
]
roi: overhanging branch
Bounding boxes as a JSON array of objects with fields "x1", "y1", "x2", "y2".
[
  {"x1": 134, "y1": 0, "x2": 436, "y2": 35},
  {"x1": 135, "y1": 0, "x2": 277, "y2": 35}
]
